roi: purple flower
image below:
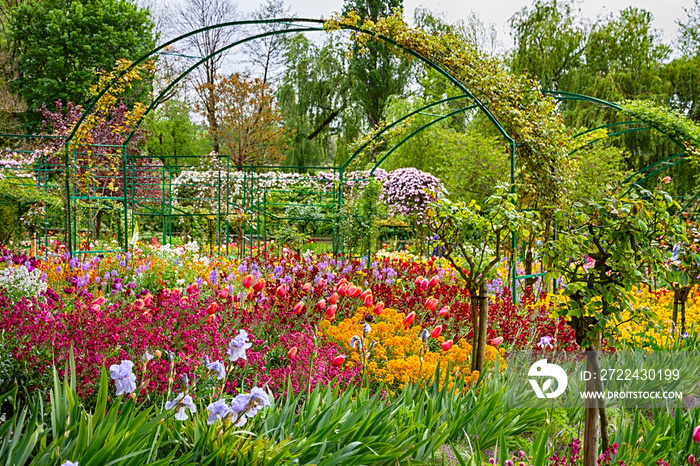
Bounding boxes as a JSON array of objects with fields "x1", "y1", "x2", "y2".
[
  {"x1": 228, "y1": 330, "x2": 253, "y2": 361},
  {"x1": 537, "y1": 336, "x2": 555, "y2": 349},
  {"x1": 206, "y1": 399, "x2": 232, "y2": 425},
  {"x1": 206, "y1": 359, "x2": 226, "y2": 379},
  {"x1": 109, "y1": 360, "x2": 136, "y2": 395},
  {"x1": 231, "y1": 386, "x2": 270, "y2": 418},
  {"x1": 209, "y1": 268, "x2": 218, "y2": 285},
  {"x1": 165, "y1": 393, "x2": 196, "y2": 421}
]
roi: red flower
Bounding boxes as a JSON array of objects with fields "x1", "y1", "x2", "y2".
[
  {"x1": 330, "y1": 354, "x2": 346, "y2": 366},
  {"x1": 428, "y1": 275, "x2": 439, "y2": 288},
  {"x1": 253, "y1": 278, "x2": 265, "y2": 292},
  {"x1": 403, "y1": 312, "x2": 416, "y2": 328},
  {"x1": 315, "y1": 299, "x2": 326, "y2": 311},
  {"x1": 276, "y1": 284, "x2": 287, "y2": 298},
  {"x1": 430, "y1": 325, "x2": 442, "y2": 338},
  {"x1": 206, "y1": 302, "x2": 218, "y2": 315},
  {"x1": 325, "y1": 304, "x2": 337, "y2": 320},
  {"x1": 293, "y1": 301, "x2": 306, "y2": 315},
  {"x1": 490, "y1": 336, "x2": 503, "y2": 346},
  {"x1": 287, "y1": 347, "x2": 298, "y2": 359},
  {"x1": 425, "y1": 296, "x2": 438, "y2": 311},
  {"x1": 373, "y1": 301, "x2": 384, "y2": 315},
  {"x1": 438, "y1": 305, "x2": 449, "y2": 318},
  {"x1": 329, "y1": 292, "x2": 339, "y2": 305},
  {"x1": 242, "y1": 275, "x2": 253, "y2": 288},
  {"x1": 441, "y1": 340, "x2": 453, "y2": 351}
]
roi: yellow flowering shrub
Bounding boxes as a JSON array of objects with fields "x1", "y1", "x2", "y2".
[
  {"x1": 319, "y1": 306, "x2": 502, "y2": 389},
  {"x1": 613, "y1": 286, "x2": 700, "y2": 349}
]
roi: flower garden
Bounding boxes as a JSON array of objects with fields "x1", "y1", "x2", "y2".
[
  {"x1": 1, "y1": 231, "x2": 700, "y2": 465},
  {"x1": 1, "y1": 4, "x2": 700, "y2": 466}
]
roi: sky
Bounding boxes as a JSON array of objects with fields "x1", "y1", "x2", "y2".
[{"x1": 279, "y1": 0, "x2": 691, "y2": 49}]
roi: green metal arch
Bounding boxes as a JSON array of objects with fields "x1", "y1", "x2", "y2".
[{"x1": 67, "y1": 18, "x2": 514, "y2": 150}]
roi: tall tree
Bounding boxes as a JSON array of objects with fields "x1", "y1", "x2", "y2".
[
  {"x1": 204, "y1": 73, "x2": 289, "y2": 167},
  {"x1": 11, "y1": 0, "x2": 155, "y2": 127},
  {"x1": 508, "y1": 0, "x2": 587, "y2": 90},
  {"x1": 174, "y1": 0, "x2": 238, "y2": 153},
  {"x1": 278, "y1": 34, "x2": 355, "y2": 168},
  {"x1": 343, "y1": 0, "x2": 411, "y2": 131},
  {"x1": 244, "y1": 0, "x2": 292, "y2": 86}
]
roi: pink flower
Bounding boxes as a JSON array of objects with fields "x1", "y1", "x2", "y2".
[
  {"x1": 315, "y1": 299, "x2": 326, "y2": 311},
  {"x1": 438, "y1": 306, "x2": 449, "y2": 318},
  {"x1": 441, "y1": 340, "x2": 453, "y2": 351},
  {"x1": 206, "y1": 302, "x2": 218, "y2": 315},
  {"x1": 253, "y1": 278, "x2": 265, "y2": 292},
  {"x1": 430, "y1": 325, "x2": 442, "y2": 338},
  {"x1": 403, "y1": 312, "x2": 416, "y2": 328},
  {"x1": 242, "y1": 275, "x2": 253, "y2": 288},
  {"x1": 328, "y1": 292, "x2": 339, "y2": 305},
  {"x1": 276, "y1": 284, "x2": 287, "y2": 298},
  {"x1": 287, "y1": 347, "x2": 298, "y2": 359},
  {"x1": 293, "y1": 301, "x2": 305, "y2": 315},
  {"x1": 693, "y1": 426, "x2": 700, "y2": 443},
  {"x1": 490, "y1": 337, "x2": 503, "y2": 346},
  {"x1": 425, "y1": 296, "x2": 438, "y2": 311},
  {"x1": 373, "y1": 301, "x2": 384, "y2": 315},
  {"x1": 302, "y1": 282, "x2": 312, "y2": 293}
]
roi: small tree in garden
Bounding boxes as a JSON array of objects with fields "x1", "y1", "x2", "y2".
[
  {"x1": 660, "y1": 212, "x2": 700, "y2": 334},
  {"x1": 544, "y1": 185, "x2": 684, "y2": 466},
  {"x1": 426, "y1": 187, "x2": 537, "y2": 373}
]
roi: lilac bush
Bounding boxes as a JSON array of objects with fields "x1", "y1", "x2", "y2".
[{"x1": 381, "y1": 168, "x2": 442, "y2": 222}]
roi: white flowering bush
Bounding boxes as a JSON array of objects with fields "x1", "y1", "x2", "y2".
[{"x1": 0, "y1": 265, "x2": 47, "y2": 302}]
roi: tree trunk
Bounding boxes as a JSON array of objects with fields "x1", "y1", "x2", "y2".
[
  {"x1": 95, "y1": 209, "x2": 103, "y2": 239},
  {"x1": 583, "y1": 348, "x2": 601, "y2": 466},
  {"x1": 475, "y1": 283, "x2": 488, "y2": 373},
  {"x1": 470, "y1": 289, "x2": 479, "y2": 373}
]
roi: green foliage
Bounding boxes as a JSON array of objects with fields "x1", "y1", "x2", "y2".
[
  {"x1": 544, "y1": 186, "x2": 684, "y2": 347},
  {"x1": 144, "y1": 99, "x2": 212, "y2": 161},
  {"x1": 273, "y1": 221, "x2": 308, "y2": 256},
  {"x1": 10, "y1": 0, "x2": 155, "y2": 127},
  {"x1": 339, "y1": 180, "x2": 386, "y2": 256},
  {"x1": 278, "y1": 34, "x2": 357, "y2": 168},
  {"x1": 0, "y1": 360, "x2": 545, "y2": 465},
  {"x1": 620, "y1": 99, "x2": 700, "y2": 158},
  {"x1": 427, "y1": 187, "x2": 536, "y2": 291},
  {"x1": 0, "y1": 175, "x2": 61, "y2": 244}
]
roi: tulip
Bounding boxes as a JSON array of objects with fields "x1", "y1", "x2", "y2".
[
  {"x1": 242, "y1": 275, "x2": 253, "y2": 288},
  {"x1": 91, "y1": 296, "x2": 105, "y2": 306},
  {"x1": 438, "y1": 306, "x2": 450, "y2": 318},
  {"x1": 359, "y1": 288, "x2": 372, "y2": 301},
  {"x1": 403, "y1": 312, "x2": 416, "y2": 328},
  {"x1": 441, "y1": 340, "x2": 453, "y2": 351},
  {"x1": 132, "y1": 299, "x2": 144, "y2": 311},
  {"x1": 373, "y1": 301, "x2": 385, "y2": 315},
  {"x1": 217, "y1": 289, "x2": 229, "y2": 299},
  {"x1": 328, "y1": 292, "x2": 339, "y2": 305},
  {"x1": 246, "y1": 290, "x2": 254, "y2": 301},
  {"x1": 693, "y1": 426, "x2": 700, "y2": 443},
  {"x1": 334, "y1": 279, "x2": 347, "y2": 292},
  {"x1": 90, "y1": 304, "x2": 101, "y2": 312},
  {"x1": 330, "y1": 354, "x2": 346, "y2": 366},
  {"x1": 302, "y1": 282, "x2": 312, "y2": 293},
  {"x1": 325, "y1": 304, "x2": 337, "y2": 320},
  {"x1": 428, "y1": 275, "x2": 439, "y2": 288},
  {"x1": 315, "y1": 299, "x2": 326, "y2": 311},
  {"x1": 287, "y1": 347, "x2": 298, "y2": 359},
  {"x1": 414, "y1": 275, "x2": 425, "y2": 288},
  {"x1": 293, "y1": 301, "x2": 306, "y2": 315},
  {"x1": 425, "y1": 296, "x2": 438, "y2": 311},
  {"x1": 154, "y1": 350, "x2": 162, "y2": 360},
  {"x1": 206, "y1": 302, "x2": 218, "y2": 315},
  {"x1": 337, "y1": 283, "x2": 349, "y2": 296},
  {"x1": 688, "y1": 454, "x2": 695, "y2": 465},
  {"x1": 186, "y1": 283, "x2": 198, "y2": 295},
  {"x1": 206, "y1": 314, "x2": 216, "y2": 324},
  {"x1": 344, "y1": 284, "x2": 356, "y2": 297},
  {"x1": 179, "y1": 297, "x2": 188, "y2": 307},
  {"x1": 316, "y1": 278, "x2": 327, "y2": 290},
  {"x1": 363, "y1": 294, "x2": 373, "y2": 307},
  {"x1": 253, "y1": 278, "x2": 265, "y2": 292},
  {"x1": 144, "y1": 294, "x2": 152, "y2": 306},
  {"x1": 276, "y1": 284, "x2": 287, "y2": 298},
  {"x1": 352, "y1": 286, "x2": 362, "y2": 298},
  {"x1": 431, "y1": 325, "x2": 443, "y2": 338},
  {"x1": 490, "y1": 336, "x2": 504, "y2": 346}
]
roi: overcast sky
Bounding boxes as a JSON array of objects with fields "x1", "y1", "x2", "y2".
[{"x1": 276, "y1": 0, "x2": 691, "y2": 49}]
